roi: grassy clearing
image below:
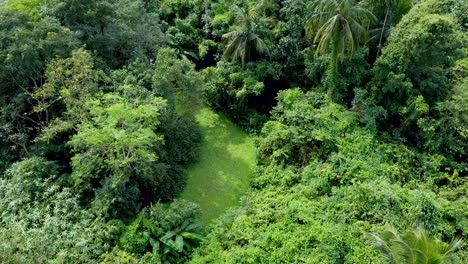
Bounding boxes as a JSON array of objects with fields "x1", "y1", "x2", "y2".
[{"x1": 179, "y1": 107, "x2": 256, "y2": 224}]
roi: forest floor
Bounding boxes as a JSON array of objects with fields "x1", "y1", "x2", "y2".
[{"x1": 179, "y1": 106, "x2": 256, "y2": 225}]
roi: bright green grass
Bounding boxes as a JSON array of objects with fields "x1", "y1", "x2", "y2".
[{"x1": 179, "y1": 107, "x2": 256, "y2": 224}]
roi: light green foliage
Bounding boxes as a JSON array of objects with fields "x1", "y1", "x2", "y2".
[
  {"x1": 191, "y1": 180, "x2": 387, "y2": 263},
  {"x1": 69, "y1": 93, "x2": 164, "y2": 183},
  {"x1": 101, "y1": 250, "x2": 140, "y2": 264},
  {"x1": 34, "y1": 48, "x2": 104, "y2": 139},
  {"x1": 370, "y1": 226, "x2": 462, "y2": 264},
  {"x1": 372, "y1": 13, "x2": 461, "y2": 107},
  {"x1": 192, "y1": 89, "x2": 467, "y2": 263},
  {"x1": 361, "y1": 0, "x2": 467, "y2": 167},
  {"x1": 180, "y1": 107, "x2": 256, "y2": 224},
  {"x1": 198, "y1": 39, "x2": 217, "y2": 59},
  {"x1": 258, "y1": 89, "x2": 357, "y2": 165},
  {"x1": 0, "y1": 157, "x2": 116, "y2": 263},
  {"x1": 210, "y1": 1, "x2": 236, "y2": 35},
  {"x1": 0, "y1": 0, "x2": 466, "y2": 262},
  {"x1": 193, "y1": 176, "x2": 466, "y2": 263},
  {"x1": 110, "y1": 48, "x2": 204, "y2": 207},
  {"x1": 68, "y1": 93, "x2": 167, "y2": 215},
  {"x1": 3, "y1": 0, "x2": 42, "y2": 19}
]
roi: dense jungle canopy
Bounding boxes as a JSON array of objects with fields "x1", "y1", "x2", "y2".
[{"x1": 0, "y1": 0, "x2": 466, "y2": 263}]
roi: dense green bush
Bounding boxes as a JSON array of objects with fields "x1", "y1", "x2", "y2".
[
  {"x1": 258, "y1": 89, "x2": 356, "y2": 165},
  {"x1": 193, "y1": 86, "x2": 466, "y2": 262},
  {"x1": 363, "y1": 0, "x2": 465, "y2": 148},
  {"x1": 106, "y1": 199, "x2": 203, "y2": 263},
  {"x1": 46, "y1": 0, "x2": 163, "y2": 67},
  {"x1": 68, "y1": 93, "x2": 168, "y2": 217},
  {"x1": 0, "y1": 0, "x2": 466, "y2": 262},
  {"x1": 0, "y1": 157, "x2": 117, "y2": 263},
  {"x1": 203, "y1": 60, "x2": 278, "y2": 131},
  {"x1": 0, "y1": 10, "x2": 79, "y2": 171}
]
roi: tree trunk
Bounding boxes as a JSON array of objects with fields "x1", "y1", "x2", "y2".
[
  {"x1": 203, "y1": 0, "x2": 210, "y2": 37},
  {"x1": 328, "y1": 43, "x2": 339, "y2": 100},
  {"x1": 377, "y1": 7, "x2": 390, "y2": 57}
]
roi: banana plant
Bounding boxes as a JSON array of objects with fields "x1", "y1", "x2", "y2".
[{"x1": 144, "y1": 219, "x2": 204, "y2": 263}]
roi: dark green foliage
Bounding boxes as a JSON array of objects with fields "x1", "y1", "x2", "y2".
[
  {"x1": 417, "y1": 82, "x2": 468, "y2": 162},
  {"x1": 160, "y1": 112, "x2": 202, "y2": 166},
  {"x1": 363, "y1": 0, "x2": 413, "y2": 60},
  {"x1": 92, "y1": 0, "x2": 163, "y2": 66},
  {"x1": 47, "y1": 0, "x2": 163, "y2": 67},
  {"x1": 365, "y1": 0, "x2": 465, "y2": 147},
  {"x1": 152, "y1": 48, "x2": 205, "y2": 108},
  {"x1": 0, "y1": 11, "x2": 79, "y2": 171},
  {"x1": 155, "y1": 0, "x2": 207, "y2": 62},
  {"x1": 0, "y1": 12, "x2": 79, "y2": 95},
  {"x1": 221, "y1": 5, "x2": 270, "y2": 64},
  {"x1": 305, "y1": 47, "x2": 372, "y2": 104},
  {"x1": 151, "y1": 111, "x2": 202, "y2": 203},
  {"x1": 269, "y1": 0, "x2": 310, "y2": 86}
]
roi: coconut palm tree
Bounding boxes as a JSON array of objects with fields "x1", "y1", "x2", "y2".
[
  {"x1": 222, "y1": 5, "x2": 269, "y2": 64},
  {"x1": 305, "y1": 0, "x2": 375, "y2": 98},
  {"x1": 369, "y1": 226, "x2": 462, "y2": 264}
]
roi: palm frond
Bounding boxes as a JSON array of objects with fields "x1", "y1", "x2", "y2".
[
  {"x1": 222, "y1": 5, "x2": 270, "y2": 64},
  {"x1": 306, "y1": 0, "x2": 374, "y2": 59},
  {"x1": 368, "y1": 232, "x2": 399, "y2": 264},
  {"x1": 442, "y1": 239, "x2": 463, "y2": 260},
  {"x1": 370, "y1": 226, "x2": 463, "y2": 264}
]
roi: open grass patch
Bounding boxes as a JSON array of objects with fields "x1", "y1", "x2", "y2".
[{"x1": 179, "y1": 107, "x2": 256, "y2": 224}]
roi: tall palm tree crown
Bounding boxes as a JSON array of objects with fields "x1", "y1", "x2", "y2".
[
  {"x1": 222, "y1": 6, "x2": 269, "y2": 65},
  {"x1": 305, "y1": 0, "x2": 375, "y2": 97}
]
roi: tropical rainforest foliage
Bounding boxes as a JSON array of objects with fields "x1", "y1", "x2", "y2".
[{"x1": 0, "y1": 0, "x2": 466, "y2": 263}]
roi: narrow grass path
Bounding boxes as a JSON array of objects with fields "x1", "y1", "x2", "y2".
[{"x1": 179, "y1": 107, "x2": 256, "y2": 224}]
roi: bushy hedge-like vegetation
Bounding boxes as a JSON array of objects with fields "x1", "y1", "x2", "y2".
[
  {"x1": 192, "y1": 89, "x2": 467, "y2": 263},
  {"x1": 0, "y1": 0, "x2": 466, "y2": 263}
]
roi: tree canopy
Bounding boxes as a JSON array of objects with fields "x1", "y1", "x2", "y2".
[{"x1": 0, "y1": 0, "x2": 466, "y2": 263}]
